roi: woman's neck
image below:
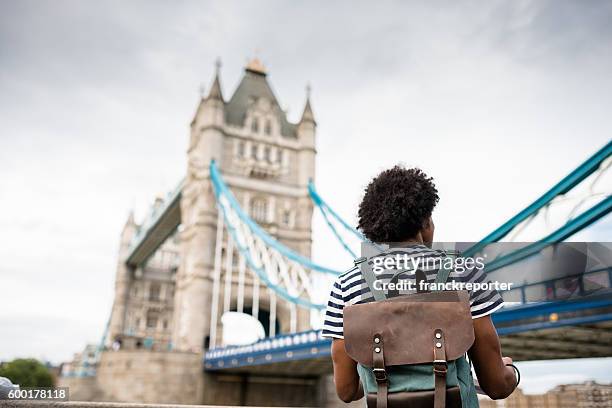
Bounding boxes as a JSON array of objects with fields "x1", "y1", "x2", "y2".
[{"x1": 398, "y1": 232, "x2": 424, "y2": 246}]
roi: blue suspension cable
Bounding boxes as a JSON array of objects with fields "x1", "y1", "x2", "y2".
[
  {"x1": 316, "y1": 202, "x2": 358, "y2": 258},
  {"x1": 210, "y1": 160, "x2": 342, "y2": 275},
  {"x1": 308, "y1": 180, "x2": 388, "y2": 255},
  {"x1": 308, "y1": 181, "x2": 366, "y2": 241},
  {"x1": 465, "y1": 140, "x2": 612, "y2": 256},
  {"x1": 218, "y1": 198, "x2": 326, "y2": 309},
  {"x1": 209, "y1": 162, "x2": 330, "y2": 309}
]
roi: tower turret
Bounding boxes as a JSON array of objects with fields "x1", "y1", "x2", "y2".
[
  {"x1": 299, "y1": 84, "x2": 316, "y2": 126},
  {"x1": 297, "y1": 85, "x2": 316, "y2": 186},
  {"x1": 108, "y1": 211, "x2": 139, "y2": 345},
  {"x1": 189, "y1": 59, "x2": 226, "y2": 167},
  {"x1": 191, "y1": 60, "x2": 225, "y2": 133}
]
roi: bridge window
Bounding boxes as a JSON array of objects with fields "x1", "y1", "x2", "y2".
[
  {"x1": 250, "y1": 198, "x2": 268, "y2": 223},
  {"x1": 149, "y1": 283, "x2": 161, "y2": 301},
  {"x1": 264, "y1": 119, "x2": 272, "y2": 136},
  {"x1": 251, "y1": 117, "x2": 259, "y2": 134},
  {"x1": 237, "y1": 140, "x2": 245, "y2": 157},
  {"x1": 264, "y1": 146, "x2": 271, "y2": 162},
  {"x1": 146, "y1": 311, "x2": 159, "y2": 329},
  {"x1": 282, "y1": 210, "x2": 292, "y2": 227}
]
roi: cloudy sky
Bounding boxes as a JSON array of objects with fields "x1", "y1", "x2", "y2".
[{"x1": 1, "y1": 0, "x2": 611, "y2": 394}]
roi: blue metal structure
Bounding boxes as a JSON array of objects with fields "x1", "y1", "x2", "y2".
[
  {"x1": 465, "y1": 140, "x2": 612, "y2": 256},
  {"x1": 205, "y1": 272, "x2": 612, "y2": 369},
  {"x1": 308, "y1": 181, "x2": 366, "y2": 258},
  {"x1": 484, "y1": 196, "x2": 612, "y2": 273}
]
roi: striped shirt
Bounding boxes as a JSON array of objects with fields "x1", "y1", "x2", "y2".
[{"x1": 322, "y1": 244, "x2": 504, "y2": 339}]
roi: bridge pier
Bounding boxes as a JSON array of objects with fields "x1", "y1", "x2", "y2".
[{"x1": 61, "y1": 350, "x2": 357, "y2": 407}]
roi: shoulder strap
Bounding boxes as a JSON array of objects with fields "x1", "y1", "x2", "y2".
[
  {"x1": 434, "y1": 250, "x2": 458, "y2": 287},
  {"x1": 355, "y1": 256, "x2": 387, "y2": 302}
]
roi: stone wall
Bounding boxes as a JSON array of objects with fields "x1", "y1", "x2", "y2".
[
  {"x1": 95, "y1": 350, "x2": 204, "y2": 404},
  {"x1": 201, "y1": 374, "x2": 321, "y2": 407},
  {"x1": 57, "y1": 377, "x2": 103, "y2": 402},
  {"x1": 60, "y1": 350, "x2": 204, "y2": 405},
  {"x1": 58, "y1": 350, "x2": 352, "y2": 407}
]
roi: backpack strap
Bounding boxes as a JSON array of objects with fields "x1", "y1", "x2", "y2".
[
  {"x1": 432, "y1": 251, "x2": 457, "y2": 407},
  {"x1": 433, "y1": 329, "x2": 448, "y2": 408},
  {"x1": 355, "y1": 255, "x2": 387, "y2": 302},
  {"x1": 434, "y1": 250, "x2": 458, "y2": 287},
  {"x1": 372, "y1": 333, "x2": 388, "y2": 408}
]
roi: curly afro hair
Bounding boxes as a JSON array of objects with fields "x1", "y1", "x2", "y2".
[{"x1": 357, "y1": 165, "x2": 439, "y2": 243}]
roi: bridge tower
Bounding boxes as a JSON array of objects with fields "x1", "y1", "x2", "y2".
[
  {"x1": 107, "y1": 211, "x2": 137, "y2": 346},
  {"x1": 172, "y1": 58, "x2": 317, "y2": 352}
]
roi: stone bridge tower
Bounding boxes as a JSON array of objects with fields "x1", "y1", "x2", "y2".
[{"x1": 172, "y1": 59, "x2": 317, "y2": 352}]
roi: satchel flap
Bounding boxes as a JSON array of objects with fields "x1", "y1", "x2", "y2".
[{"x1": 344, "y1": 291, "x2": 474, "y2": 367}]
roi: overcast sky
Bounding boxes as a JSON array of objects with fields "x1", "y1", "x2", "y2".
[{"x1": 1, "y1": 0, "x2": 611, "y2": 394}]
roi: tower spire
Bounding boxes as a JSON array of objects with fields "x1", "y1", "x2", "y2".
[
  {"x1": 245, "y1": 56, "x2": 267, "y2": 75},
  {"x1": 300, "y1": 82, "x2": 316, "y2": 125},
  {"x1": 206, "y1": 58, "x2": 224, "y2": 101}
]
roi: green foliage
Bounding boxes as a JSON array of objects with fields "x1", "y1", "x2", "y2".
[{"x1": 0, "y1": 359, "x2": 54, "y2": 387}]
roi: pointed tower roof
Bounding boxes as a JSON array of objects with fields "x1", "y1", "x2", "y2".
[
  {"x1": 125, "y1": 210, "x2": 135, "y2": 226},
  {"x1": 225, "y1": 58, "x2": 297, "y2": 137},
  {"x1": 206, "y1": 59, "x2": 224, "y2": 101},
  {"x1": 300, "y1": 84, "x2": 316, "y2": 125}
]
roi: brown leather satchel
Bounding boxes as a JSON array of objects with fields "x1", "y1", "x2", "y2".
[{"x1": 344, "y1": 290, "x2": 475, "y2": 408}]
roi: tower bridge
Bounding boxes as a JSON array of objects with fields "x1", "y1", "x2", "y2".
[{"x1": 61, "y1": 59, "x2": 612, "y2": 406}]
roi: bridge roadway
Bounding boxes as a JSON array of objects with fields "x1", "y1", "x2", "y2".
[{"x1": 204, "y1": 291, "x2": 612, "y2": 376}]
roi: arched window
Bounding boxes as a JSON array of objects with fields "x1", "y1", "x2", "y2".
[
  {"x1": 264, "y1": 119, "x2": 272, "y2": 136},
  {"x1": 146, "y1": 310, "x2": 159, "y2": 329},
  {"x1": 237, "y1": 140, "x2": 245, "y2": 157},
  {"x1": 282, "y1": 210, "x2": 292, "y2": 227},
  {"x1": 149, "y1": 283, "x2": 161, "y2": 301},
  {"x1": 251, "y1": 117, "x2": 259, "y2": 133},
  {"x1": 250, "y1": 198, "x2": 268, "y2": 223},
  {"x1": 264, "y1": 146, "x2": 271, "y2": 162}
]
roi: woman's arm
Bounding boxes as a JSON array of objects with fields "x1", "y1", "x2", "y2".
[
  {"x1": 331, "y1": 339, "x2": 364, "y2": 402},
  {"x1": 468, "y1": 315, "x2": 518, "y2": 399}
]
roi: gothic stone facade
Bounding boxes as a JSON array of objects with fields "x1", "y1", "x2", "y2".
[{"x1": 107, "y1": 59, "x2": 316, "y2": 355}]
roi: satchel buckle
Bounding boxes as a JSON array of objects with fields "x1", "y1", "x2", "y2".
[
  {"x1": 433, "y1": 359, "x2": 448, "y2": 375},
  {"x1": 372, "y1": 368, "x2": 388, "y2": 383}
]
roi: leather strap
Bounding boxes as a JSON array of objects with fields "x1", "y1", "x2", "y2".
[
  {"x1": 372, "y1": 333, "x2": 388, "y2": 408},
  {"x1": 433, "y1": 329, "x2": 447, "y2": 408}
]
